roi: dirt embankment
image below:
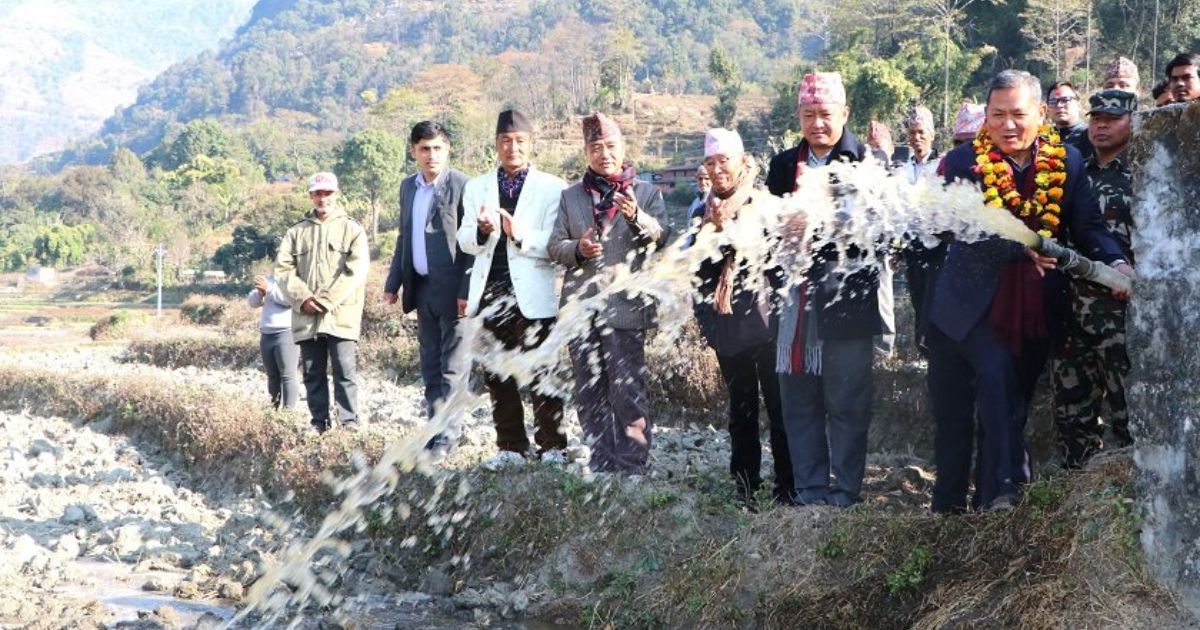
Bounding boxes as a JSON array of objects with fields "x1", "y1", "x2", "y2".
[{"x1": 0, "y1": 289, "x2": 1192, "y2": 628}]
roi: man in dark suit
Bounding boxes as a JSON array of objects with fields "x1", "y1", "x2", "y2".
[
  {"x1": 766, "y1": 72, "x2": 890, "y2": 507},
  {"x1": 383, "y1": 121, "x2": 472, "y2": 446},
  {"x1": 548, "y1": 112, "x2": 668, "y2": 475},
  {"x1": 924, "y1": 70, "x2": 1133, "y2": 513}
]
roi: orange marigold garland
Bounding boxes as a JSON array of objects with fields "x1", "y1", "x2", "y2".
[{"x1": 970, "y1": 124, "x2": 1068, "y2": 240}]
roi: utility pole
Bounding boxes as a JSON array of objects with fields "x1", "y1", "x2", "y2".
[
  {"x1": 1152, "y1": 0, "x2": 1160, "y2": 80},
  {"x1": 154, "y1": 244, "x2": 166, "y2": 317}
]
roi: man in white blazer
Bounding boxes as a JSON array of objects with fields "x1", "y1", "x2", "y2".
[{"x1": 457, "y1": 110, "x2": 568, "y2": 468}]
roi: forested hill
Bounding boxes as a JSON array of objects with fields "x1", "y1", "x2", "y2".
[
  {"x1": 64, "y1": 0, "x2": 820, "y2": 166},
  {"x1": 0, "y1": 0, "x2": 257, "y2": 164},
  {"x1": 3, "y1": 0, "x2": 1196, "y2": 288}
]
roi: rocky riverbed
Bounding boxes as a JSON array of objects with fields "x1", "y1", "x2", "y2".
[{"x1": 0, "y1": 336, "x2": 938, "y2": 628}]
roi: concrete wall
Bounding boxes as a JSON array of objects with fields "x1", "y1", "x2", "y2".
[{"x1": 1128, "y1": 100, "x2": 1200, "y2": 615}]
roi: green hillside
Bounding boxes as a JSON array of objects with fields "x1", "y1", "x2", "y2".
[{"x1": 1, "y1": 0, "x2": 1197, "y2": 286}]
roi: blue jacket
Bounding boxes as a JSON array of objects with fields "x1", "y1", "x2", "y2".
[{"x1": 927, "y1": 142, "x2": 1125, "y2": 343}]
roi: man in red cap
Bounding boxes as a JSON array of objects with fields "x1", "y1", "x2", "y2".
[
  {"x1": 765, "y1": 72, "x2": 887, "y2": 507},
  {"x1": 548, "y1": 112, "x2": 668, "y2": 475}
]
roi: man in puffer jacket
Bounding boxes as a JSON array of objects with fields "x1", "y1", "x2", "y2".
[{"x1": 276, "y1": 171, "x2": 371, "y2": 433}]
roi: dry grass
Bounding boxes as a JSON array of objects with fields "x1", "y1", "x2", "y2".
[
  {"x1": 0, "y1": 366, "x2": 382, "y2": 514},
  {"x1": 124, "y1": 331, "x2": 261, "y2": 369},
  {"x1": 645, "y1": 321, "x2": 726, "y2": 425},
  {"x1": 179, "y1": 294, "x2": 238, "y2": 326},
  {"x1": 0, "y1": 361, "x2": 1187, "y2": 629}
]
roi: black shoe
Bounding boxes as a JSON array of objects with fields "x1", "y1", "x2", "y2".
[
  {"x1": 312, "y1": 420, "x2": 329, "y2": 434},
  {"x1": 425, "y1": 433, "x2": 452, "y2": 463}
]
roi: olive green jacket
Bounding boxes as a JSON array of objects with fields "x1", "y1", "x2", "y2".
[{"x1": 275, "y1": 206, "x2": 370, "y2": 342}]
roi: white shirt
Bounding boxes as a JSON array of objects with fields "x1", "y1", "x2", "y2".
[
  {"x1": 246, "y1": 275, "x2": 292, "y2": 333},
  {"x1": 411, "y1": 171, "x2": 440, "y2": 276},
  {"x1": 904, "y1": 151, "x2": 936, "y2": 184}
]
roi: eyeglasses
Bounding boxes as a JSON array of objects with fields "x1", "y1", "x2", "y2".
[{"x1": 1047, "y1": 96, "x2": 1078, "y2": 106}]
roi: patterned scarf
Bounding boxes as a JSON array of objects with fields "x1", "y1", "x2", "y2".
[
  {"x1": 777, "y1": 144, "x2": 823, "y2": 375},
  {"x1": 498, "y1": 166, "x2": 529, "y2": 200},
  {"x1": 582, "y1": 163, "x2": 638, "y2": 227}
]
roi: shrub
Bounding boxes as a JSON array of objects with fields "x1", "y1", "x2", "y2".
[
  {"x1": 89, "y1": 310, "x2": 146, "y2": 340},
  {"x1": 180, "y1": 294, "x2": 232, "y2": 325},
  {"x1": 125, "y1": 333, "x2": 261, "y2": 369}
]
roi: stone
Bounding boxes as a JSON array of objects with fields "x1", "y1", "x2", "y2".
[
  {"x1": 27, "y1": 438, "x2": 59, "y2": 458},
  {"x1": 173, "y1": 580, "x2": 203, "y2": 600},
  {"x1": 452, "y1": 588, "x2": 487, "y2": 609},
  {"x1": 396, "y1": 591, "x2": 433, "y2": 606},
  {"x1": 112, "y1": 524, "x2": 143, "y2": 556},
  {"x1": 153, "y1": 605, "x2": 181, "y2": 628},
  {"x1": 51, "y1": 534, "x2": 80, "y2": 559},
  {"x1": 60, "y1": 505, "x2": 87, "y2": 525},
  {"x1": 510, "y1": 590, "x2": 530, "y2": 613},
  {"x1": 29, "y1": 472, "x2": 64, "y2": 487},
  {"x1": 216, "y1": 580, "x2": 244, "y2": 600},
  {"x1": 142, "y1": 577, "x2": 172, "y2": 592},
  {"x1": 1128, "y1": 100, "x2": 1200, "y2": 618},
  {"x1": 419, "y1": 564, "x2": 453, "y2": 597}
]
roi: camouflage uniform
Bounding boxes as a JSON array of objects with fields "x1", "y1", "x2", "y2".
[{"x1": 1051, "y1": 136, "x2": 1135, "y2": 467}]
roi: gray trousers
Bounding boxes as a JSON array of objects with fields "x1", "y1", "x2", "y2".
[
  {"x1": 413, "y1": 277, "x2": 466, "y2": 419},
  {"x1": 778, "y1": 336, "x2": 874, "y2": 506},
  {"x1": 299, "y1": 335, "x2": 359, "y2": 430},
  {"x1": 260, "y1": 329, "x2": 300, "y2": 409},
  {"x1": 569, "y1": 324, "x2": 651, "y2": 474}
]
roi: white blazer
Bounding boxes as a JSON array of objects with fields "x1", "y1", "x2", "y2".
[{"x1": 457, "y1": 167, "x2": 567, "y2": 319}]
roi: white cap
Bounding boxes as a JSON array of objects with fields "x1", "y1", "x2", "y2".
[
  {"x1": 704, "y1": 128, "x2": 744, "y2": 158},
  {"x1": 307, "y1": 171, "x2": 339, "y2": 193}
]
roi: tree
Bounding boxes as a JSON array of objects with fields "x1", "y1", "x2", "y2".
[
  {"x1": 370, "y1": 86, "x2": 435, "y2": 138},
  {"x1": 709, "y1": 44, "x2": 743, "y2": 128},
  {"x1": 833, "y1": 56, "x2": 922, "y2": 131},
  {"x1": 32, "y1": 223, "x2": 96, "y2": 268},
  {"x1": 336, "y1": 129, "x2": 406, "y2": 238},
  {"x1": 921, "y1": 0, "x2": 1005, "y2": 128},
  {"x1": 212, "y1": 225, "x2": 280, "y2": 279},
  {"x1": 1022, "y1": 0, "x2": 1092, "y2": 82},
  {"x1": 594, "y1": 26, "x2": 645, "y2": 111},
  {"x1": 158, "y1": 119, "x2": 246, "y2": 171}
]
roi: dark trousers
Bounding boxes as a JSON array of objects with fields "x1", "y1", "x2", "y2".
[
  {"x1": 480, "y1": 281, "x2": 565, "y2": 454},
  {"x1": 779, "y1": 337, "x2": 874, "y2": 506},
  {"x1": 299, "y1": 335, "x2": 359, "y2": 430},
  {"x1": 715, "y1": 342, "x2": 792, "y2": 499},
  {"x1": 260, "y1": 329, "x2": 300, "y2": 409},
  {"x1": 413, "y1": 276, "x2": 465, "y2": 419},
  {"x1": 569, "y1": 323, "x2": 651, "y2": 474},
  {"x1": 927, "y1": 323, "x2": 1048, "y2": 512}
]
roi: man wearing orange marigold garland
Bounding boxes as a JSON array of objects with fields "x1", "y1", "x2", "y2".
[{"x1": 923, "y1": 70, "x2": 1132, "y2": 513}]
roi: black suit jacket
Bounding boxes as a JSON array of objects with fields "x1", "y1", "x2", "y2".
[
  {"x1": 765, "y1": 129, "x2": 887, "y2": 339},
  {"x1": 383, "y1": 168, "x2": 472, "y2": 314},
  {"x1": 926, "y1": 142, "x2": 1125, "y2": 343}
]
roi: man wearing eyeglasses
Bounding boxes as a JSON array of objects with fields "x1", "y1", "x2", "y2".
[
  {"x1": 1166, "y1": 52, "x2": 1200, "y2": 103},
  {"x1": 1046, "y1": 82, "x2": 1089, "y2": 152}
]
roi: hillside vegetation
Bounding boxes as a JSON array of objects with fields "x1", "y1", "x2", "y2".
[{"x1": 1, "y1": 0, "x2": 1198, "y2": 287}]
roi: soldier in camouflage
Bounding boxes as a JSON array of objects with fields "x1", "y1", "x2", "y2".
[{"x1": 1051, "y1": 89, "x2": 1138, "y2": 467}]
